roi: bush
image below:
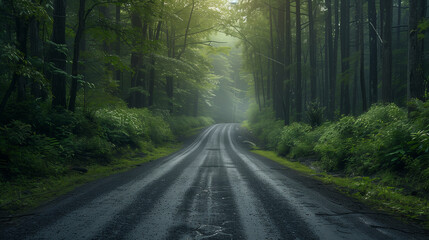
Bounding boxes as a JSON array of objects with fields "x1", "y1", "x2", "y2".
[
  {"x1": 277, "y1": 122, "x2": 311, "y2": 156},
  {"x1": 247, "y1": 102, "x2": 429, "y2": 193},
  {"x1": 167, "y1": 115, "x2": 214, "y2": 137},
  {"x1": 306, "y1": 101, "x2": 325, "y2": 127},
  {"x1": 0, "y1": 121, "x2": 64, "y2": 179},
  {"x1": 0, "y1": 103, "x2": 215, "y2": 181},
  {"x1": 246, "y1": 104, "x2": 283, "y2": 150}
]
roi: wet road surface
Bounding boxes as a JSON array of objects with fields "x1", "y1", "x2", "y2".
[{"x1": 1, "y1": 123, "x2": 428, "y2": 239}]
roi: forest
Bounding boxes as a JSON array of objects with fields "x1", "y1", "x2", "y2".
[{"x1": 0, "y1": 0, "x2": 429, "y2": 227}]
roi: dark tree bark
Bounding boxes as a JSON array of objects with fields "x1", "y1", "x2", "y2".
[
  {"x1": 51, "y1": 0, "x2": 67, "y2": 108},
  {"x1": 68, "y1": 0, "x2": 86, "y2": 112},
  {"x1": 276, "y1": 0, "x2": 285, "y2": 120},
  {"x1": 340, "y1": 0, "x2": 350, "y2": 115},
  {"x1": 408, "y1": 0, "x2": 427, "y2": 100},
  {"x1": 269, "y1": 2, "x2": 277, "y2": 113},
  {"x1": 0, "y1": 17, "x2": 28, "y2": 115},
  {"x1": 266, "y1": 56, "x2": 271, "y2": 101},
  {"x1": 258, "y1": 53, "x2": 266, "y2": 106},
  {"x1": 115, "y1": 4, "x2": 122, "y2": 90},
  {"x1": 166, "y1": 28, "x2": 175, "y2": 113},
  {"x1": 148, "y1": 21, "x2": 162, "y2": 107},
  {"x1": 130, "y1": 11, "x2": 146, "y2": 108},
  {"x1": 29, "y1": 18, "x2": 42, "y2": 98},
  {"x1": 396, "y1": 0, "x2": 401, "y2": 47},
  {"x1": 332, "y1": 0, "x2": 340, "y2": 117},
  {"x1": 381, "y1": 1, "x2": 393, "y2": 102},
  {"x1": 16, "y1": 18, "x2": 29, "y2": 102},
  {"x1": 368, "y1": 0, "x2": 378, "y2": 104},
  {"x1": 284, "y1": 0, "x2": 291, "y2": 124},
  {"x1": 357, "y1": 0, "x2": 367, "y2": 112},
  {"x1": 296, "y1": 0, "x2": 302, "y2": 121},
  {"x1": 325, "y1": 0, "x2": 335, "y2": 118},
  {"x1": 308, "y1": 0, "x2": 317, "y2": 102}
]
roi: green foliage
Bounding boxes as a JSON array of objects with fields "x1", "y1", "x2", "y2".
[
  {"x1": 277, "y1": 122, "x2": 311, "y2": 156},
  {"x1": 168, "y1": 115, "x2": 214, "y2": 137},
  {"x1": 246, "y1": 103, "x2": 283, "y2": 149},
  {"x1": 248, "y1": 102, "x2": 429, "y2": 195},
  {"x1": 0, "y1": 101, "x2": 212, "y2": 181},
  {"x1": 306, "y1": 101, "x2": 325, "y2": 128}
]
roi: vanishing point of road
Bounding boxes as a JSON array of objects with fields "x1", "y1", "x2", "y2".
[{"x1": 1, "y1": 123, "x2": 427, "y2": 239}]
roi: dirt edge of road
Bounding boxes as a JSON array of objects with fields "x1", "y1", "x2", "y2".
[{"x1": 238, "y1": 126, "x2": 429, "y2": 232}]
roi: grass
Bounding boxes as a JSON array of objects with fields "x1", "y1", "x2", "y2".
[
  {"x1": 252, "y1": 149, "x2": 429, "y2": 229},
  {"x1": 0, "y1": 143, "x2": 181, "y2": 215}
]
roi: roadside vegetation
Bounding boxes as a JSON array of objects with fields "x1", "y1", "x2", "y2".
[
  {"x1": 245, "y1": 101, "x2": 429, "y2": 227},
  {"x1": 0, "y1": 101, "x2": 213, "y2": 213}
]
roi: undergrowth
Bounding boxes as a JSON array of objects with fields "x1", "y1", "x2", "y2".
[
  {"x1": 0, "y1": 102, "x2": 213, "y2": 213},
  {"x1": 246, "y1": 101, "x2": 429, "y2": 227}
]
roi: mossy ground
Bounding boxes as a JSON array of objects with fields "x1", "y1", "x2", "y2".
[{"x1": 0, "y1": 143, "x2": 181, "y2": 215}]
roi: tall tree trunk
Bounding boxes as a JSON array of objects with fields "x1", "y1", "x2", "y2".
[
  {"x1": 115, "y1": 4, "x2": 122, "y2": 90},
  {"x1": 357, "y1": 0, "x2": 367, "y2": 112},
  {"x1": 284, "y1": 0, "x2": 291, "y2": 125},
  {"x1": 325, "y1": 0, "x2": 335, "y2": 118},
  {"x1": 138, "y1": 22, "x2": 148, "y2": 108},
  {"x1": 148, "y1": 21, "x2": 162, "y2": 107},
  {"x1": 381, "y1": 1, "x2": 393, "y2": 102},
  {"x1": 51, "y1": 0, "x2": 67, "y2": 108},
  {"x1": 276, "y1": 0, "x2": 285, "y2": 120},
  {"x1": 166, "y1": 28, "x2": 175, "y2": 113},
  {"x1": 16, "y1": 18, "x2": 29, "y2": 102},
  {"x1": 266, "y1": 56, "x2": 271, "y2": 101},
  {"x1": 308, "y1": 0, "x2": 317, "y2": 102},
  {"x1": 408, "y1": 0, "x2": 427, "y2": 101},
  {"x1": 368, "y1": 0, "x2": 378, "y2": 104},
  {"x1": 332, "y1": 0, "x2": 339, "y2": 116},
  {"x1": 396, "y1": 0, "x2": 401, "y2": 47},
  {"x1": 0, "y1": 17, "x2": 28, "y2": 115},
  {"x1": 296, "y1": 0, "x2": 302, "y2": 121},
  {"x1": 258, "y1": 53, "x2": 266, "y2": 106},
  {"x1": 340, "y1": 0, "x2": 350, "y2": 115},
  {"x1": 68, "y1": 0, "x2": 86, "y2": 112},
  {"x1": 29, "y1": 19, "x2": 42, "y2": 98},
  {"x1": 130, "y1": 12, "x2": 148, "y2": 108},
  {"x1": 130, "y1": 11, "x2": 143, "y2": 108},
  {"x1": 269, "y1": 2, "x2": 277, "y2": 113}
]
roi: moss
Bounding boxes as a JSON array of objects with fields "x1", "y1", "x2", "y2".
[{"x1": 0, "y1": 143, "x2": 181, "y2": 214}]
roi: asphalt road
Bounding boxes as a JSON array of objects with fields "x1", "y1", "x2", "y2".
[{"x1": 1, "y1": 123, "x2": 428, "y2": 240}]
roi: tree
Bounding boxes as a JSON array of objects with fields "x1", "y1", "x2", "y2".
[
  {"x1": 276, "y1": 0, "x2": 285, "y2": 120},
  {"x1": 368, "y1": 0, "x2": 378, "y2": 104},
  {"x1": 381, "y1": 0, "x2": 393, "y2": 102},
  {"x1": 340, "y1": 0, "x2": 350, "y2": 115},
  {"x1": 357, "y1": 0, "x2": 366, "y2": 111},
  {"x1": 325, "y1": 0, "x2": 334, "y2": 118},
  {"x1": 51, "y1": 0, "x2": 67, "y2": 108},
  {"x1": 68, "y1": 0, "x2": 86, "y2": 112},
  {"x1": 408, "y1": 0, "x2": 427, "y2": 101},
  {"x1": 308, "y1": 0, "x2": 317, "y2": 102},
  {"x1": 284, "y1": 0, "x2": 292, "y2": 124},
  {"x1": 296, "y1": 0, "x2": 302, "y2": 121}
]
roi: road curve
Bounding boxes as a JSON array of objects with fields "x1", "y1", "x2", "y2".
[{"x1": 1, "y1": 123, "x2": 427, "y2": 239}]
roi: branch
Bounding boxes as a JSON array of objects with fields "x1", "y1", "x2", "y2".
[
  {"x1": 174, "y1": 27, "x2": 215, "y2": 39},
  {"x1": 176, "y1": 0, "x2": 195, "y2": 59},
  {"x1": 255, "y1": 52, "x2": 284, "y2": 66},
  {"x1": 84, "y1": 0, "x2": 121, "y2": 22},
  {"x1": 175, "y1": 40, "x2": 227, "y2": 47},
  {"x1": 369, "y1": 21, "x2": 383, "y2": 44}
]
